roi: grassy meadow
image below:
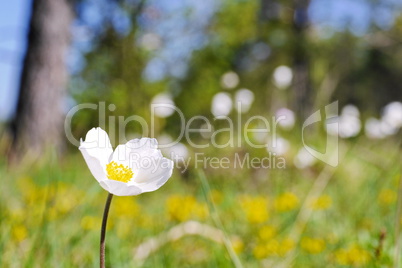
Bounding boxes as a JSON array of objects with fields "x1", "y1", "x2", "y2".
[{"x1": 0, "y1": 134, "x2": 401, "y2": 268}]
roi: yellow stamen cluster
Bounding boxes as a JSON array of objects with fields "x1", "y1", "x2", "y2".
[{"x1": 106, "y1": 161, "x2": 133, "y2": 183}]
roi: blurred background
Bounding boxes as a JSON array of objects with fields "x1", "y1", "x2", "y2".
[{"x1": 1, "y1": 0, "x2": 402, "y2": 267}]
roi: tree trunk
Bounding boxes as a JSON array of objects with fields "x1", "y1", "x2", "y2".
[
  {"x1": 10, "y1": 0, "x2": 73, "y2": 161},
  {"x1": 292, "y1": 0, "x2": 312, "y2": 120}
]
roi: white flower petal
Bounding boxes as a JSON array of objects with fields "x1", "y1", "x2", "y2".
[
  {"x1": 126, "y1": 138, "x2": 162, "y2": 158},
  {"x1": 110, "y1": 144, "x2": 131, "y2": 167},
  {"x1": 99, "y1": 180, "x2": 142, "y2": 196},
  {"x1": 110, "y1": 138, "x2": 162, "y2": 165},
  {"x1": 131, "y1": 158, "x2": 174, "y2": 193},
  {"x1": 79, "y1": 128, "x2": 113, "y2": 182},
  {"x1": 80, "y1": 149, "x2": 108, "y2": 182},
  {"x1": 131, "y1": 157, "x2": 172, "y2": 182},
  {"x1": 106, "y1": 137, "x2": 174, "y2": 193}
]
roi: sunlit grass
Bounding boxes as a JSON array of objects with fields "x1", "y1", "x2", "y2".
[{"x1": 0, "y1": 137, "x2": 401, "y2": 267}]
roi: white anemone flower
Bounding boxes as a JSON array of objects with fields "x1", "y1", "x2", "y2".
[
  {"x1": 234, "y1": 88, "x2": 254, "y2": 113},
  {"x1": 79, "y1": 128, "x2": 174, "y2": 196},
  {"x1": 275, "y1": 107, "x2": 295, "y2": 130},
  {"x1": 211, "y1": 92, "x2": 233, "y2": 117},
  {"x1": 273, "y1": 65, "x2": 293, "y2": 89},
  {"x1": 294, "y1": 148, "x2": 316, "y2": 169},
  {"x1": 267, "y1": 136, "x2": 290, "y2": 156},
  {"x1": 221, "y1": 71, "x2": 239, "y2": 89}
]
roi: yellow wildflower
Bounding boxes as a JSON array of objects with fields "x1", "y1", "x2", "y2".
[
  {"x1": 301, "y1": 237, "x2": 326, "y2": 254},
  {"x1": 335, "y1": 249, "x2": 349, "y2": 265},
  {"x1": 231, "y1": 237, "x2": 244, "y2": 254},
  {"x1": 240, "y1": 195, "x2": 269, "y2": 224},
  {"x1": 167, "y1": 195, "x2": 194, "y2": 222},
  {"x1": 274, "y1": 192, "x2": 299, "y2": 212},
  {"x1": 81, "y1": 216, "x2": 100, "y2": 230},
  {"x1": 166, "y1": 195, "x2": 207, "y2": 222},
  {"x1": 113, "y1": 196, "x2": 140, "y2": 218},
  {"x1": 253, "y1": 243, "x2": 268, "y2": 259},
  {"x1": 253, "y1": 238, "x2": 294, "y2": 259},
  {"x1": 378, "y1": 189, "x2": 397, "y2": 205},
  {"x1": 348, "y1": 246, "x2": 371, "y2": 266},
  {"x1": 137, "y1": 214, "x2": 154, "y2": 228},
  {"x1": 254, "y1": 239, "x2": 280, "y2": 259},
  {"x1": 360, "y1": 218, "x2": 373, "y2": 230},
  {"x1": 258, "y1": 225, "x2": 277, "y2": 241},
  {"x1": 211, "y1": 189, "x2": 223, "y2": 204},
  {"x1": 326, "y1": 233, "x2": 338, "y2": 244},
  {"x1": 310, "y1": 195, "x2": 332, "y2": 210},
  {"x1": 266, "y1": 239, "x2": 280, "y2": 256},
  {"x1": 12, "y1": 224, "x2": 28, "y2": 242},
  {"x1": 24, "y1": 187, "x2": 47, "y2": 205},
  {"x1": 55, "y1": 187, "x2": 82, "y2": 214},
  {"x1": 334, "y1": 245, "x2": 370, "y2": 266},
  {"x1": 278, "y1": 238, "x2": 295, "y2": 256},
  {"x1": 9, "y1": 208, "x2": 24, "y2": 222},
  {"x1": 47, "y1": 207, "x2": 60, "y2": 221},
  {"x1": 17, "y1": 176, "x2": 36, "y2": 199},
  {"x1": 44, "y1": 191, "x2": 79, "y2": 221},
  {"x1": 116, "y1": 220, "x2": 131, "y2": 238},
  {"x1": 193, "y1": 202, "x2": 208, "y2": 220}
]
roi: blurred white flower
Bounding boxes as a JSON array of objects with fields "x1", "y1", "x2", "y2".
[
  {"x1": 327, "y1": 104, "x2": 361, "y2": 138},
  {"x1": 339, "y1": 114, "x2": 361, "y2": 138},
  {"x1": 234, "y1": 88, "x2": 254, "y2": 113},
  {"x1": 158, "y1": 135, "x2": 189, "y2": 161},
  {"x1": 382, "y1": 101, "x2": 402, "y2": 129},
  {"x1": 267, "y1": 136, "x2": 290, "y2": 156},
  {"x1": 251, "y1": 125, "x2": 269, "y2": 144},
  {"x1": 380, "y1": 120, "x2": 397, "y2": 136},
  {"x1": 211, "y1": 92, "x2": 233, "y2": 117},
  {"x1": 157, "y1": 134, "x2": 175, "y2": 148},
  {"x1": 140, "y1": 33, "x2": 162, "y2": 51},
  {"x1": 252, "y1": 131, "x2": 268, "y2": 144},
  {"x1": 365, "y1": 118, "x2": 386, "y2": 139},
  {"x1": 249, "y1": 121, "x2": 270, "y2": 144},
  {"x1": 342, "y1": 104, "x2": 360, "y2": 118},
  {"x1": 275, "y1": 108, "x2": 295, "y2": 130},
  {"x1": 294, "y1": 148, "x2": 316, "y2": 169},
  {"x1": 221, "y1": 71, "x2": 239, "y2": 89},
  {"x1": 363, "y1": 102, "x2": 402, "y2": 139},
  {"x1": 325, "y1": 120, "x2": 339, "y2": 136},
  {"x1": 79, "y1": 128, "x2": 173, "y2": 196},
  {"x1": 273, "y1": 65, "x2": 293, "y2": 88},
  {"x1": 167, "y1": 143, "x2": 189, "y2": 162},
  {"x1": 151, "y1": 93, "x2": 175, "y2": 118}
]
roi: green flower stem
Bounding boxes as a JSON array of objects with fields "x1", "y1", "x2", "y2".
[{"x1": 100, "y1": 193, "x2": 113, "y2": 268}]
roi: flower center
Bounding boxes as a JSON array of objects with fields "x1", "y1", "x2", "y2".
[{"x1": 106, "y1": 161, "x2": 133, "y2": 183}]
